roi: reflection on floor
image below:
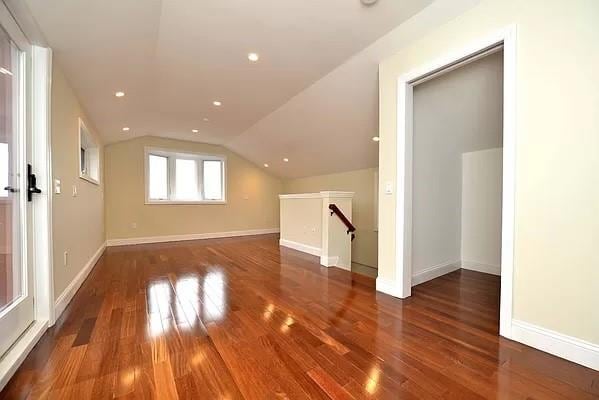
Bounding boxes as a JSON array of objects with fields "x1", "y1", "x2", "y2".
[{"x1": 1, "y1": 234, "x2": 598, "y2": 399}]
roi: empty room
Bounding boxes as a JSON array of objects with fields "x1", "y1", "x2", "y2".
[{"x1": 0, "y1": 0, "x2": 598, "y2": 399}]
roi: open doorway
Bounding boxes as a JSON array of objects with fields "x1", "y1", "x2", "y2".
[
  {"x1": 412, "y1": 48, "x2": 503, "y2": 331},
  {"x1": 394, "y1": 27, "x2": 516, "y2": 338}
]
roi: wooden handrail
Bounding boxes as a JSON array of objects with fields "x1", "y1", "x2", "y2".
[{"x1": 328, "y1": 204, "x2": 356, "y2": 241}]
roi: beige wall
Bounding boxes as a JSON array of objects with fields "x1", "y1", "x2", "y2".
[
  {"x1": 412, "y1": 51, "x2": 503, "y2": 275},
  {"x1": 283, "y1": 168, "x2": 378, "y2": 268},
  {"x1": 51, "y1": 64, "x2": 105, "y2": 301},
  {"x1": 104, "y1": 136, "x2": 282, "y2": 240},
  {"x1": 379, "y1": 0, "x2": 599, "y2": 343},
  {"x1": 280, "y1": 197, "x2": 322, "y2": 250}
]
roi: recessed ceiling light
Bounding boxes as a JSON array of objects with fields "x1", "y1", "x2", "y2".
[
  {"x1": 122, "y1": 127, "x2": 130, "y2": 131},
  {"x1": 213, "y1": 101, "x2": 222, "y2": 106},
  {"x1": 203, "y1": 117, "x2": 209, "y2": 122},
  {"x1": 264, "y1": 163, "x2": 269, "y2": 168},
  {"x1": 372, "y1": 136, "x2": 380, "y2": 142},
  {"x1": 248, "y1": 52, "x2": 259, "y2": 62},
  {"x1": 283, "y1": 158, "x2": 289, "y2": 162},
  {"x1": 192, "y1": 129, "x2": 199, "y2": 133},
  {"x1": 115, "y1": 91, "x2": 125, "y2": 97}
]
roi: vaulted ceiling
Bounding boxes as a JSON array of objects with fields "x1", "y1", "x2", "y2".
[{"x1": 23, "y1": 0, "x2": 434, "y2": 178}]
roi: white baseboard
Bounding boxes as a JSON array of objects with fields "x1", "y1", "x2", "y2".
[
  {"x1": 376, "y1": 276, "x2": 404, "y2": 298},
  {"x1": 412, "y1": 260, "x2": 461, "y2": 286},
  {"x1": 107, "y1": 228, "x2": 280, "y2": 247},
  {"x1": 512, "y1": 320, "x2": 599, "y2": 371},
  {"x1": 0, "y1": 320, "x2": 48, "y2": 392},
  {"x1": 320, "y1": 255, "x2": 338, "y2": 267},
  {"x1": 462, "y1": 261, "x2": 501, "y2": 276},
  {"x1": 53, "y1": 242, "x2": 106, "y2": 323},
  {"x1": 279, "y1": 238, "x2": 321, "y2": 257},
  {"x1": 336, "y1": 260, "x2": 351, "y2": 271}
]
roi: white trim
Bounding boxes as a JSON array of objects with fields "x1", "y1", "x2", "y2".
[
  {"x1": 512, "y1": 320, "x2": 599, "y2": 371},
  {"x1": 145, "y1": 200, "x2": 227, "y2": 205},
  {"x1": 412, "y1": 260, "x2": 461, "y2": 286},
  {"x1": 107, "y1": 228, "x2": 280, "y2": 247},
  {"x1": 0, "y1": 320, "x2": 48, "y2": 391},
  {"x1": 279, "y1": 238, "x2": 321, "y2": 257},
  {"x1": 31, "y1": 45, "x2": 54, "y2": 325},
  {"x1": 78, "y1": 118, "x2": 100, "y2": 185},
  {"x1": 319, "y1": 255, "x2": 339, "y2": 268},
  {"x1": 279, "y1": 191, "x2": 355, "y2": 199},
  {"x1": 54, "y1": 242, "x2": 106, "y2": 320},
  {"x1": 335, "y1": 260, "x2": 351, "y2": 271},
  {"x1": 279, "y1": 193, "x2": 322, "y2": 199},
  {"x1": 391, "y1": 25, "x2": 518, "y2": 340},
  {"x1": 461, "y1": 261, "x2": 501, "y2": 276},
  {"x1": 376, "y1": 276, "x2": 403, "y2": 298}
]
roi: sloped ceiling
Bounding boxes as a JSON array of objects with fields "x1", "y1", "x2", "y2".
[{"x1": 21, "y1": 0, "x2": 477, "y2": 178}]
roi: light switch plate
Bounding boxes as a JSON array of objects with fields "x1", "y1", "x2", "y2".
[
  {"x1": 384, "y1": 181, "x2": 393, "y2": 195},
  {"x1": 54, "y1": 179, "x2": 61, "y2": 194}
]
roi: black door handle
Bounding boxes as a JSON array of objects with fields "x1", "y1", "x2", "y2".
[{"x1": 27, "y1": 164, "x2": 41, "y2": 202}]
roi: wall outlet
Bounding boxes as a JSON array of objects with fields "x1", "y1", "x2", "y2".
[
  {"x1": 63, "y1": 251, "x2": 68, "y2": 267},
  {"x1": 54, "y1": 179, "x2": 61, "y2": 194}
]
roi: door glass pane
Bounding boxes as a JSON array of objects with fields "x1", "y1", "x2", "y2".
[
  {"x1": 175, "y1": 158, "x2": 198, "y2": 200},
  {"x1": 0, "y1": 28, "x2": 22, "y2": 313},
  {"x1": 203, "y1": 160, "x2": 223, "y2": 200},
  {"x1": 148, "y1": 154, "x2": 168, "y2": 200}
]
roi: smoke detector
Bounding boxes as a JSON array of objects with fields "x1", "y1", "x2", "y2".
[{"x1": 361, "y1": 0, "x2": 378, "y2": 5}]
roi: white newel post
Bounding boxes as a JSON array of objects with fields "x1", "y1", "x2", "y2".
[
  {"x1": 320, "y1": 191, "x2": 354, "y2": 270},
  {"x1": 279, "y1": 191, "x2": 354, "y2": 270}
]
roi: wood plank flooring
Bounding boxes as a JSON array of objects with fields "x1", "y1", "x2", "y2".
[{"x1": 1, "y1": 234, "x2": 598, "y2": 399}]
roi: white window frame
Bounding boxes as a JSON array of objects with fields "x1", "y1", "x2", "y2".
[{"x1": 144, "y1": 146, "x2": 226, "y2": 205}]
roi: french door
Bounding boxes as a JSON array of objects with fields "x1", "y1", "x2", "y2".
[{"x1": 0, "y1": 16, "x2": 35, "y2": 357}]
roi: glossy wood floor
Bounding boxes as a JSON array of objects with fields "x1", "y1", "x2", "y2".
[{"x1": 2, "y1": 234, "x2": 598, "y2": 399}]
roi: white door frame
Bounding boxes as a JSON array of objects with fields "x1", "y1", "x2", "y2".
[
  {"x1": 394, "y1": 25, "x2": 517, "y2": 339},
  {"x1": 0, "y1": 2, "x2": 53, "y2": 390}
]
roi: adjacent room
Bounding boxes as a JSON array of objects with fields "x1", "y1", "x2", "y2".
[{"x1": 0, "y1": 0, "x2": 598, "y2": 399}]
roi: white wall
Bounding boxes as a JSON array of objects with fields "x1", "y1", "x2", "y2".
[
  {"x1": 461, "y1": 148, "x2": 503, "y2": 275},
  {"x1": 412, "y1": 51, "x2": 503, "y2": 277}
]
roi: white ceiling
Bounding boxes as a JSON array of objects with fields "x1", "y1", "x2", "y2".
[{"x1": 23, "y1": 0, "x2": 434, "y2": 177}]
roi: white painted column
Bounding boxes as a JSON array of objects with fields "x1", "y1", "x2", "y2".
[{"x1": 320, "y1": 191, "x2": 354, "y2": 270}]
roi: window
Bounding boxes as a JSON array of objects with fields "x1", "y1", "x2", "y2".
[
  {"x1": 78, "y1": 118, "x2": 100, "y2": 184},
  {"x1": 145, "y1": 148, "x2": 226, "y2": 203}
]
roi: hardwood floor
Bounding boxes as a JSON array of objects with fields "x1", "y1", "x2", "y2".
[{"x1": 1, "y1": 234, "x2": 598, "y2": 399}]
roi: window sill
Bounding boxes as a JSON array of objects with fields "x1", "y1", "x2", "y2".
[{"x1": 145, "y1": 200, "x2": 227, "y2": 205}]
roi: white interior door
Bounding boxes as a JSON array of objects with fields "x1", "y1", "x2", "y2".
[{"x1": 0, "y1": 17, "x2": 35, "y2": 357}]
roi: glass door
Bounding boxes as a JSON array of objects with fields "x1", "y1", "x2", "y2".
[{"x1": 0, "y1": 21, "x2": 34, "y2": 357}]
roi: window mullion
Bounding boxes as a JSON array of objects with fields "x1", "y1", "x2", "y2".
[
  {"x1": 198, "y1": 158, "x2": 204, "y2": 200},
  {"x1": 168, "y1": 156, "x2": 176, "y2": 200}
]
